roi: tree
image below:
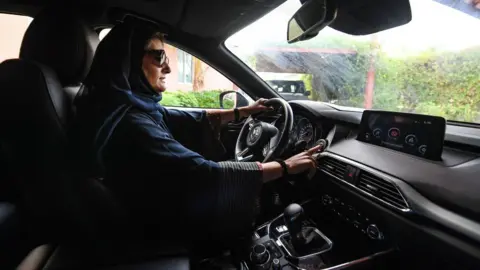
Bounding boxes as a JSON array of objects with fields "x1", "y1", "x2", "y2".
[{"x1": 192, "y1": 58, "x2": 210, "y2": 91}]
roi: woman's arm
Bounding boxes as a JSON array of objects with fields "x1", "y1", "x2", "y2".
[
  {"x1": 112, "y1": 112, "x2": 272, "y2": 235},
  {"x1": 205, "y1": 107, "x2": 250, "y2": 125}
]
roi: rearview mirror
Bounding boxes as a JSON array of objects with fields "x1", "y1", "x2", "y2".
[{"x1": 287, "y1": 0, "x2": 338, "y2": 44}]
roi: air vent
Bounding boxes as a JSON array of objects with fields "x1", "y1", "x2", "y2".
[
  {"x1": 319, "y1": 157, "x2": 348, "y2": 180},
  {"x1": 357, "y1": 171, "x2": 409, "y2": 210}
]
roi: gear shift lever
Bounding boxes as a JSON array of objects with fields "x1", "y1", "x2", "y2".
[
  {"x1": 281, "y1": 203, "x2": 332, "y2": 258},
  {"x1": 283, "y1": 203, "x2": 304, "y2": 246}
]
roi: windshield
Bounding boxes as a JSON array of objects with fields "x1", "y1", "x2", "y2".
[{"x1": 225, "y1": 0, "x2": 480, "y2": 124}]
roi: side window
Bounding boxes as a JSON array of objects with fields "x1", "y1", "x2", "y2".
[
  {"x1": 177, "y1": 49, "x2": 192, "y2": 84},
  {"x1": 98, "y1": 28, "x2": 248, "y2": 109},
  {"x1": 0, "y1": 14, "x2": 33, "y2": 63}
]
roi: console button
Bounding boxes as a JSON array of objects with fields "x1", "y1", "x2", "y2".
[
  {"x1": 272, "y1": 258, "x2": 281, "y2": 269},
  {"x1": 366, "y1": 224, "x2": 384, "y2": 240},
  {"x1": 265, "y1": 241, "x2": 274, "y2": 249},
  {"x1": 373, "y1": 128, "x2": 382, "y2": 138},
  {"x1": 344, "y1": 165, "x2": 357, "y2": 183},
  {"x1": 264, "y1": 240, "x2": 282, "y2": 258},
  {"x1": 322, "y1": 194, "x2": 332, "y2": 205}
]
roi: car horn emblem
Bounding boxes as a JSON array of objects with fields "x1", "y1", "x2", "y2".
[{"x1": 250, "y1": 126, "x2": 261, "y2": 142}]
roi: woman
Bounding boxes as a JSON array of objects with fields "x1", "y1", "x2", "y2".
[{"x1": 70, "y1": 17, "x2": 319, "y2": 244}]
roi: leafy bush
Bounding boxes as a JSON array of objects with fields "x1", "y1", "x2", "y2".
[
  {"x1": 161, "y1": 89, "x2": 234, "y2": 109},
  {"x1": 305, "y1": 43, "x2": 480, "y2": 122},
  {"x1": 371, "y1": 49, "x2": 480, "y2": 122}
]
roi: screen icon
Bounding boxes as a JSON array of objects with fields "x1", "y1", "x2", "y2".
[
  {"x1": 405, "y1": 134, "x2": 417, "y2": 146},
  {"x1": 418, "y1": 145, "x2": 427, "y2": 155},
  {"x1": 373, "y1": 128, "x2": 382, "y2": 138},
  {"x1": 388, "y1": 128, "x2": 400, "y2": 139}
]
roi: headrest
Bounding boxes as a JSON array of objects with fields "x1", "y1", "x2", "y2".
[{"x1": 20, "y1": 8, "x2": 99, "y2": 87}]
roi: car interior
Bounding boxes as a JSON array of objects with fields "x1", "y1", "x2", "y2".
[{"x1": 0, "y1": 0, "x2": 480, "y2": 269}]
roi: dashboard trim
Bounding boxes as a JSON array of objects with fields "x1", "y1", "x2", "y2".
[
  {"x1": 319, "y1": 152, "x2": 480, "y2": 245},
  {"x1": 319, "y1": 153, "x2": 412, "y2": 213}
]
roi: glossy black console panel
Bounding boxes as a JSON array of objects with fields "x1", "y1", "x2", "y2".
[{"x1": 246, "y1": 197, "x2": 393, "y2": 269}]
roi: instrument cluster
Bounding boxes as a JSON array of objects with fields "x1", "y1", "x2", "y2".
[{"x1": 289, "y1": 115, "x2": 321, "y2": 149}]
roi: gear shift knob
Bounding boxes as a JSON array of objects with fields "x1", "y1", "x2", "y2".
[{"x1": 283, "y1": 203, "x2": 304, "y2": 244}]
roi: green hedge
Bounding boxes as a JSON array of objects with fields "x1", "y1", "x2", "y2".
[
  {"x1": 161, "y1": 90, "x2": 234, "y2": 109},
  {"x1": 306, "y1": 47, "x2": 480, "y2": 122}
]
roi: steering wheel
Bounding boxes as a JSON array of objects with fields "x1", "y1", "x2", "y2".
[{"x1": 235, "y1": 98, "x2": 294, "y2": 163}]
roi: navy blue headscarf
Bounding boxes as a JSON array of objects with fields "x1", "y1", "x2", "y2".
[{"x1": 70, "y1": 17, "x2": 198, "y2": 177}]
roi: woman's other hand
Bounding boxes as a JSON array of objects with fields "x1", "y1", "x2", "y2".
[{"x1": 240, "y1": 98, "x2": 272, "y2": 116}]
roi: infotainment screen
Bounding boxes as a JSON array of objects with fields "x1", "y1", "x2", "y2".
[{"x1": 357, "y1": 110, "x2": 446, "y2": 160}]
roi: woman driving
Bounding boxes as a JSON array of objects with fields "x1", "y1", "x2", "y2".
[{"x1": 69, "y1": 17, "x2": 319, "y2": 245}]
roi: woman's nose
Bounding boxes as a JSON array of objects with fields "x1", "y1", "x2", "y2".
[{"x1": 162, "y1": 62, "x2": 171, "y2": 74}]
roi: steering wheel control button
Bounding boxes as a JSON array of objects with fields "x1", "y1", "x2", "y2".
[
  {"x1": 373, "y1": 128, "x2": 382, "y2": 138},
  {"x1": 366, "y1": 224, "x2": 384, "y2": 240},
  {"x1": 405, "y1": 134, "x2": 417, "y2": 146},
  {"x1": 418, "y1": 145, "x2": 427, "y2": 155},
  {"x1": 388, "y1": 128, "x2": 400, "y2": 139}
]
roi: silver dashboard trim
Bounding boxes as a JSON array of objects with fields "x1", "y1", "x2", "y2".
[
  {"x1": 319, "y1": 152, "x2": 412, "y2": 213},
  {"x1": 319, "y1": 152, "x2": 480, "y2": 245}
]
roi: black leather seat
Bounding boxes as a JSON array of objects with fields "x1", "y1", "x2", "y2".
[
  {"x1": 0, "y1": 6, "x2": 105, "y2": 242},
  {"x1": 0, "y1": 7, "x2": 190, "y2": 269},
  {"x1": 0, "y1": 5, "x2": 127, "y2": 263}
]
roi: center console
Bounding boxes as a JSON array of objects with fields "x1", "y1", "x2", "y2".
[{"x1": 243, "y1": 196, "x2": 395, "y2": 270}]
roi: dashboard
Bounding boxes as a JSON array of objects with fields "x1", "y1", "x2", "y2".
[{"x1": 284, "y1": 100, "x2": 480, "y2": 268}]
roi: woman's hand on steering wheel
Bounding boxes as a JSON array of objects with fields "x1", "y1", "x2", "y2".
[{"x1": 239, "y1": 98, "x2": 272, "y2": 117}]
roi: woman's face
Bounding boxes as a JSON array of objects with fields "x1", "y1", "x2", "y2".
[{"x1": 142, "y1": 38, "x2": 171, "y2": 93}]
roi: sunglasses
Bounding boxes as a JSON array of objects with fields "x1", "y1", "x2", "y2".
[{"x1": 145, "y1": 49, "x2": 169, "y2": 66}]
